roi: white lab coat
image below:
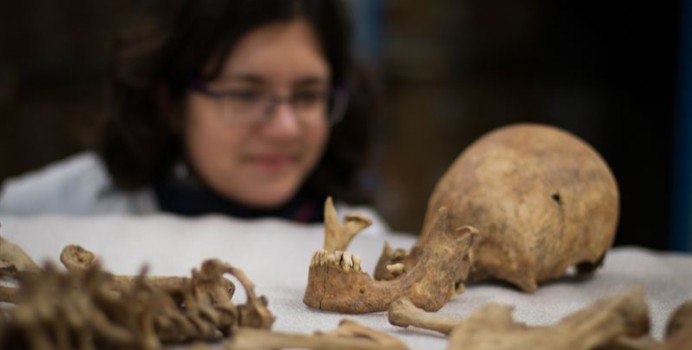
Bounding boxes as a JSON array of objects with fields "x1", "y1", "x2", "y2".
[
  {"x1": 0, "y1": 152, "x2": 155, "y2": 215},
  {"x1": 0, "y1": 152, "x2": 390, "y2": 234}
]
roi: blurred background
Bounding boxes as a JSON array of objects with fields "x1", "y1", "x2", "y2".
[{"x1": 1, "y1": 1, "x2": 690, "y2": 251}]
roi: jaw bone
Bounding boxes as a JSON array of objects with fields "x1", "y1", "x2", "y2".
[{"x1": 303, "y1": 197, "x2": 479, "y2": 314}]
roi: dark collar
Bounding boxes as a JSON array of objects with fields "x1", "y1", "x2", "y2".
[{"x1": 153, "y1": 179, "x2": 324, "y2": 223}]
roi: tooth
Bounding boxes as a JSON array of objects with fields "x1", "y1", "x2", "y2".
[
  {"x1": 313, "y1": 251, "x2": 320, "y2": 266},
  {"x1": 335, "y1": 251, "x2": 345, "y2": 268},
  {"x1": 327, "y1": 252, "x2": 337, "y2": 266},
  {"x1": 342, "y1": 252, "x2": 353, "y2": 272},
  {"x1": 317, "y1": 250, "x2": 327, "y2": 266},
  {"x1": 313, "y1": 250, "x2": 325, "y2": 266},
  {"x1": 352, "y1": 254, "x2": 362, "y2": 271},
  {"x1": 386, "y1": 263, "x2": 405, "y2": 276}
]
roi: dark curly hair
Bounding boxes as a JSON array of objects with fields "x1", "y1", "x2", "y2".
[{"x1": 99, "y1": 0, "x2": 378, "y2": 205}]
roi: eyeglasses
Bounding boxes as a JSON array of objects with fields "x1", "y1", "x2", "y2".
[{"x1": 189, "y1": 80, "x2": 349, "y2": 127}]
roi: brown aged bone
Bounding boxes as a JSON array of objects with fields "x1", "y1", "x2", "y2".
[
  {"x1": 323, "y1": 197, "x2": 373, "y2": 252},
  {"x1": 303, "y1": 197, "x2": 479, "y2": 314},
  {"x1": 0, "y1": 231, "x2": 40, "y2": 276},
  {"x1": 414, "y1": 124, "x2": 620, "y2": 292},
  {"x1": 225, "y1": 319, "x2": 409, "y2": 350},
  {"x1": 0, "y1": 231, "x2": 41, "y2": 303},
  {"x1": 0, "y1": 233, "x2": 275, "y2": 349},
  {"x1": 59, "y1": 244, "x2": 241, "y2": 310},
  {"x1": 388, "y1": 297, "x2": 457, "y2": 335},
  {"x1": 388, "y1": 289, "x2": 653, "y2": 350},
  {"x1": 0, "y1": 231, "x2": 414, "y2": 350},
  {"x1": 663, "y1": 299, "x2": 692, "y2": 349}
]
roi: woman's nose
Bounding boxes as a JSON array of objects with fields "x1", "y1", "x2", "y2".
[{"x1": 262, "y1": 97, "x2": 301, "y2": 135}]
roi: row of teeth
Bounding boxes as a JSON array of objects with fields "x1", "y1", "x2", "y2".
[{"x1": 310, "y1": 250, "x2": 362, "y2": 272}]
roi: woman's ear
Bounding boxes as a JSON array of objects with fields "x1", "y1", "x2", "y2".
[{"x1": 155, "y1": 84, "x2": 185, "y2": 134}]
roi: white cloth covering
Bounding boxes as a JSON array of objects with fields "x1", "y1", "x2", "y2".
[{"x1": 1, "y1": 213, "x2": 691, "y2": 349}]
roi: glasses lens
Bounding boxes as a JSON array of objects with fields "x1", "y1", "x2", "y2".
[
  {"x1": 220, "y1": 92, "x2": 267, "y2": 125},
  {"x1": 191, "y1": 79, "x2": 349, "y2": 127}
]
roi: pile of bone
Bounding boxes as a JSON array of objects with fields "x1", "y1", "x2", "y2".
[
  {"x1": 0, "y1": 233, "x2": 273, "y2": 349},
  {"x1": 387, "y1": 289, "x2": 692, "y2": 350},
  {"x1": 304, "y1": 196, "x2": 692, "y2": 349},
  {"x1": 0, "y1": 233, "x2": 407, "y2": 350}
]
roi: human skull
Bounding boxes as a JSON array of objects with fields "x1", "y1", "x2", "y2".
[{"x1": 423, "y1": 123, "x2": 619, "y2": 292}]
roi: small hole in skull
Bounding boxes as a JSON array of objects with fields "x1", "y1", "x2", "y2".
[{"x1": 551, "y1": 193, "x2": 562, "y2": 205}]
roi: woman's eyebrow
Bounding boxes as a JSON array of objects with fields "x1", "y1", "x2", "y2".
[
  {"x1": 217, "y1": 74, "x2": 264, "y2": 84},
  {"x1": 215, "y1": 74, "x2": 329, "y2": 87},
  {"x1": 293, "y1": 76, "x2": 329, "y2": 88}
]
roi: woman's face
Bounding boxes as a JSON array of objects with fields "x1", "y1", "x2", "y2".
[{"x1": 183, "y1": 19, "x2": 330, "y2": 208}]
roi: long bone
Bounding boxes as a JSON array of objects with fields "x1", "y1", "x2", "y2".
[
  {"x1": 304, "y1": 198, "x2": 479, "y2": 313},
  {"x1": 388, "y1": 289, "x2": 658, "y2": 350},
  {"x1": 225, "y1": 319, "x2": 409, "y2": 350}
]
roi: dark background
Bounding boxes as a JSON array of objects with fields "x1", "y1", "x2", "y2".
[{"x1": 0, "y1": 1, "x2": 686, "y2": 250}]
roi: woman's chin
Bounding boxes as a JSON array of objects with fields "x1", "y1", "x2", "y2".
[{"x1": 232, "y1": 186, "x2": 298, "y2": 209}]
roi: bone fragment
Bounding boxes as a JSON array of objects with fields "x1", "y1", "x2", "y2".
[
  {"x1": 60, "y1": 244, "x2": 96, "y2": 272},
  {"x1": 323, "y1": 196, "x2": 372, "y2": 252},
  {"x1": 0, "y1": 234, "x2": 275, "y2": 349},
  {"x1": 0, "y1": 232, "x2": 40, "y2": 276},
  {"x1": 663, "y1": 299, "x2": 692, "y2": 349},
  {"x1": 305, "y1": 200, "x2": 479, "y2": 313},
  {"x1": 388, "y1": 297, "x2": 457, "y2": 335},
  {"x1": 388, "y1": 289, "x2": 652, "y2": 350},
  {"x1": 225, "y1": 319, "x2": 408, "y2": 350}
]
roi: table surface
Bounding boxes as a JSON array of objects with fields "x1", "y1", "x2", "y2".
[{"x1": 2, "y1": 213, "x2": 691, "y2": 349}]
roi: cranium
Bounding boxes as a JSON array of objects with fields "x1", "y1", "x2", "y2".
[{"x1": 408, "y1": 123, "x2": 619, "y2": 292}]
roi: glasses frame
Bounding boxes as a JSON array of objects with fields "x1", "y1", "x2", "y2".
[{"x1": 188, "y1": 79, "x2": 349, "y2": 127}]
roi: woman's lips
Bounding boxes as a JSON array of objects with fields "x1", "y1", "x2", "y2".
[{"x1": 246, "y1": 154, "x2": 297, "y2": 172}]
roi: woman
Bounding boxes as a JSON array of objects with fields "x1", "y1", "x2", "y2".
[{"x1": 0, "y1": 0, "x2": 383, "y2": 226}]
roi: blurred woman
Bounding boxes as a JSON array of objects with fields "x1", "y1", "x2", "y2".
[{"x1": 0, "y1": 0, "x2": 383, "y2": 226}]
